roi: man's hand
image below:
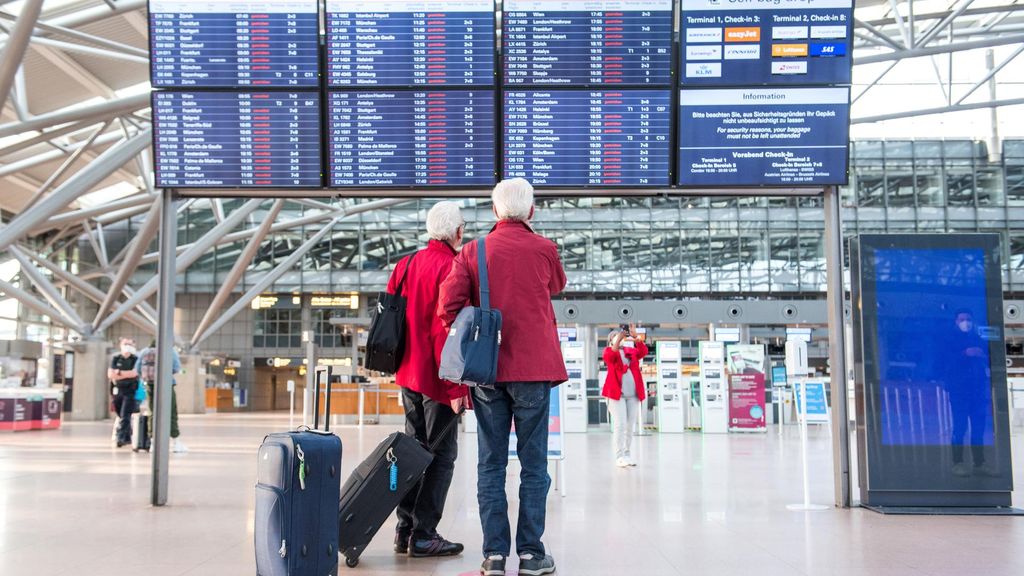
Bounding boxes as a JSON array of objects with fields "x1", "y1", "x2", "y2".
[{"x1": 451, "y1": 395, "x2": 468, "y2": 414}]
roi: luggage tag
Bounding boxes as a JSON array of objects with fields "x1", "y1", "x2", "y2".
[
  {"x1": 386, "y1": 448, "x2": 398, "y2": 492},
  {"x1": 297, "y1": 444, "x2": 307, "y2": 490}
]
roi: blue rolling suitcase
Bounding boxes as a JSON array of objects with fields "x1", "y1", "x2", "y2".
[{"x1": 256, "y1": 367, "x2": 342, "y2": 576}]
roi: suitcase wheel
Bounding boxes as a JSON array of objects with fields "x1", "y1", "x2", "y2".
[{"x1": 345, "y1": 555, "x2": 359, "y2": 568}]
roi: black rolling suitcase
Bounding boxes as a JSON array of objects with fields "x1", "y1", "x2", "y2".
[
  {"x1": 338, "y1": 412, "x2": 461, "y2": 568},
  {"x1": 133, "y1": 414, "x2": 150, "y2": 452},
  {"x1": 255, "y1": 367, "x2": 343, "y2": 576}
]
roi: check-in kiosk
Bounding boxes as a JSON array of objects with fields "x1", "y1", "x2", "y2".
[
  {"x1": 699, "y1": 341, "x2": 729, "y2": 434},
  {"x1": 656, "y1": 341, "x2": 685, "y2": 433},
  {"x1": 562, "y1": 341, "x2": 588, "y2": 433},
  {"x1": 686, "y1": 376, "x2": 702, "y2": 430}
]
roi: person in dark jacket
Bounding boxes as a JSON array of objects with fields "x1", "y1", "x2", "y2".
[
  {"x1": 107, "y1": 337, "x2": 139, "y2": 448},
  {"x1": 602, "y1": 324, "x2": 649, "y2": 468},
  {"x1": 438, "y1": 178, "x2": 567, "y2": 576},
  {"x1": 388, "y1": 201, "x2": 468, "y2": 558}
]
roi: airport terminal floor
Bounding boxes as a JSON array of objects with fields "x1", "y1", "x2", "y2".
[{"x1": 1, "y1": 414, "x2": 1023, "y2": 576}]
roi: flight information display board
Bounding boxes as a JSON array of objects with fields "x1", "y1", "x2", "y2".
[
  {"x1": 326, "y1": 0, "x2": 495, "y2": 87},
  {"x1": 503, "y1": 0, "x2": 674, "y2": 86},
  {"x1": 328, "y1": 90, "x2": 496, "y2": 186},
  {"x1": 677, "y1": 87, "x2": 849, "y2": 186},
  {"x1": 149, "y1": 0, "x2": 320, "y2": 88},
  {"x1": 504, "y1": 90, "x2": 671, "y2": 186},
  {"x1": 153, "y1": 91, "x2": 322, "y2": 188},
  {"x1": 679, "y1": 0, "x2": 853, "y2": 86}
]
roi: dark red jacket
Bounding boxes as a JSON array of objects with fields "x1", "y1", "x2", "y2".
[
  {"x1": 601, "y1": 340, "x2": 649, "y2": 401},
  {"x1": 438, "y1": 220, "x2": 569, "y2": 384},
  {"x1": 387, "y1": 240, "x2": 468, "y2": 404}
]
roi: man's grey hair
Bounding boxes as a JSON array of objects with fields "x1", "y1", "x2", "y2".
[
  {"x1": 426, "y1": 201, "x2": 464, "y2": 241},
  {"x1": 492, "y1": 178, "x2": 535, "y2": 222}
]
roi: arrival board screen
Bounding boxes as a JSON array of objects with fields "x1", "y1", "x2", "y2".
[
  {"x1": 328, "y1": 90, "x2": 496, "y2": 186},
  {"x1": 679, "y1": 0, "x2": 853, "y2": 86},
  {"x1": 503, "y1": 0, "x2": 673, "y2": 86},
  {"x1": 153, "y1": 91, "x2": 322, "y2": 188},
  {"x1": 677, "y1": 87, "x2": 849, "y2": 186},
  {"x1": 326, "y1": 0, "x2": 495, "y2": 87},
  {"x1": 149, "y1": 0, "x2": 319, "y2": 88},
  {"x1": 504, "y1": 90, "x2": 671, "y2": 186}
]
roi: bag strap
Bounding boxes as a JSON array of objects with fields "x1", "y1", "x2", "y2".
[
  {"x1": 427, "y1": 408, "x2": 466, "y2": 452},
  {"x1": 477, "y1": 237, "x2": 490, "y2": 311},
  {"x1": 395, "y1": 252, "x2": 417, "y2": 296}
]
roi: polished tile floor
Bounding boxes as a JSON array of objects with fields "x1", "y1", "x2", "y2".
[{"x1": 1, "y1": 413, "x2": 1023, "y2": 576}]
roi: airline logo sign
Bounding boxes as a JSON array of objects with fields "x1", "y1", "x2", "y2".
[
  {"x1": 772, "y1": 26, "x2": 808, "y2": 40},
  {"x1": 687, "y1": 28, "x2": 723, "y2": 43},
  {"x1": 687, "y1": 45, "x2": 723, "y2": 60},
  {"x1": 725, "y1": 27, "x2": 760, "y2": 42},
  {"x1": 771, "y1": 44, "x2": 808, "y2": 57},
  {"x1": 810, "y1": 42, "x2": 846, "y2": 57},
  {"x1": 771, "y1": 61, "x2": 807, "y2": 75},
  {"x1": 686, "y1": 63, "x2": 722, "y2": 78},
  {"x1": 724, "y1": 45, "x2": 760, "y2": 60}
]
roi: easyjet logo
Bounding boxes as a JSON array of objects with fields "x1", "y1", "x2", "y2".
[{"x1": 724, "y1": 27, "x2": 760, "y2": 42}]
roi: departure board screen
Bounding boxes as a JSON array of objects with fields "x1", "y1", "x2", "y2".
[
  {"x1": 153, "y1": 91, "x2": 322, "y2": 188},
  {"x1": 326, "y1": 0, "x2": 496, "y2": 87},
  {"x1": 503, "y1": 0, "x2": 674, "y2": 86},
  {"x1": 328, "y1": 90, "x2": 496, "y2": 186},
  {"x1": 149, "y1": 0, "x2": 319, "y2": 88},
  {"x1": 503, "y1": 90, "x2": 671, "y2": 186}
]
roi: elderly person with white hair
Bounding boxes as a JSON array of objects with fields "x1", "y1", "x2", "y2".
[
  {"x1": 439, "y1": 178, "x2": 567, "y2": 576},
  {"x1": 387, "y1": 200, "x2": 468, "y2": 559}
]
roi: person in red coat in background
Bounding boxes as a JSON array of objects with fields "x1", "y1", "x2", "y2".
[
  {"x1": 387, "y1": 201, "x2": 468, "y2": 558},
  {"x1": 602, "y1": 323, "x2": 649, "y2": 468},
  {"x1": 438, "y1": 178, "x2": 567, "y2": 576}
]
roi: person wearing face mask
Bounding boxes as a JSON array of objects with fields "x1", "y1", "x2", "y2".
[
  {"x1": 602, "y1": 324, "x2": 649, "y2": 468},
  {"x1": 946, "y1": 309, "x2": 994, "y2": 477},
  {"x1": 107, "y1": 337, "x2": 140, "y2": 448},
  {"x1": 387, "y1": 201, "x2": 469, "y2": 558}
]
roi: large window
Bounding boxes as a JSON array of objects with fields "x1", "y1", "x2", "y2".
[
  {"x1": 253, "y1": 309, "x2": 301, "y2": 349},
  {"x1": 313, "y1": 308, "x2": 355, "y2": 349}
]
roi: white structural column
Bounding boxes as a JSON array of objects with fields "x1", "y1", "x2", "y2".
[
  {"x1": 153, "y1": 188, "x2": 177, "y2": 506},
  {"x1": 0, "y1": 0, "x2": 44, "y2": 112},
  {"x1": 824, "y1": 186, "x2": 851, "y2": 508}
]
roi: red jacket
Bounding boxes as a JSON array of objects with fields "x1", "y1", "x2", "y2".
[
  {"x1": 438, "y1": 220, "x2": 569, "y2": 384},
  {"x1": 387, "y1": 240, "x2": 468, "y2": 404},
  {"x1": 601, "y1": 340, "x2": 649, "y2": 401}
]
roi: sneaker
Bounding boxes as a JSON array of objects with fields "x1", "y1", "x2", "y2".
[
  {"x1": 481, "y1": 555, "x2": 506, "y2": 576},
  {"x1": 626, "y1": 456, "x2": 637, "y2": 467},
  {"x1": 172, "y1": 439, "x2": 189, "y2": 453},
  {"x1": 409, "y1": 534, "x2": 463, "y2": 558},
  {"x1": 518, "y1": 553, "x2": 556, "y2": 576},
  {"x1": 952, "y1": 463, "x2": 970, "y2": 477},
  {"x1": 616, "y1": 457, "x2": 629, "y2": 468},
  {"x1": 974, "y1": 463, "x2": 999, "y2": 477},
  {"x1": 394, "y1": 531, "x2": 410, "y2": 554}
]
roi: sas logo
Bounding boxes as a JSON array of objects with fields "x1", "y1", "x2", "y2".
[{"x1": 810, "y1": 42, "x2": 847, "y2": 57}]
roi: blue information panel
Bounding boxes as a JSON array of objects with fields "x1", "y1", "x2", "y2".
[
  {"x1": 504, "y1": 90, "x2": 671, "y2": 186},
  {"x1": 677, "y1": 87, "x2": 849, "y2": 186},
  {"x1": 326, "y1": 0, "x2": 495, "y2": 87},
  {"x1": 328, "y1": 90, "x2": 496, "y2": 186},
  {"x1": 153, "y1": 91, "x2": 322, "y2": 188},
  {"x1": 679, "y1": 0, "x2": 853, "y2": 86},
  {"x1": 503, "y1": 0, "x2": 673, "y2": 86},
  {"x1": 149, "y1": 0, "x2": 319, "y2": 88}
]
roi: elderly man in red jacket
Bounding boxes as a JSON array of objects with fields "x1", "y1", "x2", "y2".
[
  {"x1": 388, "y1": 201, "x2": 469, "y2": 558},
  {"x1": 438, "y1": 178, "x2": 567, "y2": 576}
]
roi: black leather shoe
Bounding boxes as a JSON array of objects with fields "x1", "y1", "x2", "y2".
[
  {"x1": 409, "y1": 534, "x2": 464, "y2": 558},
  {"x1": 394, "y1": 531, "x2": 410, "y2": 554},
  {"x1": 480, "y1": 555, "x2": 506, "y2": 576}
]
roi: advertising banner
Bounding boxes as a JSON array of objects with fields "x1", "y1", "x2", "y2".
[
  {"x1": 726, "y1": 344, "x2": 767, "y2": 431},
  {"x1": 678, "y1": 87, "x2": 849, "y2": 186}
]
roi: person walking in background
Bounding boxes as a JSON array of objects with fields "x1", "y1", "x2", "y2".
[
  {"x1": 438, "y1": 178, "x2": 567, "y2": 576},
  {"x1": 107, "y1": 337, "x2": 139, "y2": 448},
  {"x1": 135, "y1": 340, "x2": 188, "y2": 453},
  {"x1": 602, "y1": 324, "x2": 649, "y2": 468},
  {"x1": 388, "y1": 201, "x2": 469, "y2": 558}
]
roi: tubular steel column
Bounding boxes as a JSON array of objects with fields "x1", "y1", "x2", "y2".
[
  {"x1": 824, "y1": 185, "x2": 851, "y2": 508},
  {"x1": 153, "y1": 188, "x2": 177, "y2": 507}
]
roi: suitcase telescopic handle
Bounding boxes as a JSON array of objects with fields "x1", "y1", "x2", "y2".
[{"x1": 313, "y1": 365, "x2": 332, "y2": 431}]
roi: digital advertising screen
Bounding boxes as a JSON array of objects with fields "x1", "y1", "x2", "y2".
[
  {"x1": 503, "y1": 89, "x2": 671, "y2": 186},
  {"x1": 677, "y1": 87, "x2": 850, "y2": 186},
  {"x1": 149, "y1": 0, "x2": 320, "y2": 88},
  {"x1": 503, "y1": 0, "x2": 674, "y2": 86},
  {"x1": 327, "y1": 90, "x2": 496, "y2": 187},
  {"x1": 153, "y1": 91, "x2": 322, "y2": 188},
  {"x1": 326, "y1": 0, "x2": 496, "y2": 87},
  {"x1": 679, "y1": 0, "x2": 853, "y2": 86}
]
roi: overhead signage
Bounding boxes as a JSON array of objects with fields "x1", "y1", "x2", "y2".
[
  {"x1": 310, "y1": 294, "x2": 360, "y2": 309},
  {"x1": 679, "y1": 0, "x2": 853, "y2": 86},
  {"x1": 678, "y1": 87, "x2": 850, "y2": 186}
]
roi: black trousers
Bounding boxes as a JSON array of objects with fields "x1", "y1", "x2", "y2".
[
  {"x1": 112, "y1": 392, "x2": 136, "y2": 444},
  {"x1": 396, "y1": 388, "x2": 459, "y2": 540}
]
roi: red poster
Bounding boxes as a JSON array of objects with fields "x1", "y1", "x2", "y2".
[{"x1": 726, "y1": 345, "x2": 767, "y2": 431}]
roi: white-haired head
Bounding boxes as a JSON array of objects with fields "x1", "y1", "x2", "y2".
[
  {"x1": 426, "y1": 201, "x2": 465, "y2": 242},
  {"x1": 492, "y1": 178, "x2": 535, "y2": 222}
]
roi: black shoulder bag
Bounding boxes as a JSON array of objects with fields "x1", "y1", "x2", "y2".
[{"x1": 363, "y1": 253, "x2": 416, "y2": 374}]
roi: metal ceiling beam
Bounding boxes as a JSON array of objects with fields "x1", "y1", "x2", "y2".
[
  {"x1": 0, "y1": 92, "x2": 149, "y2": 139},
  {"x1": 917, "y1": 0, "x2": 977, "y2": 48},
  {"x1": 20, "y1": 121, "x2": 111, "y2": 213},
  {"x1": 852, "y1": 96, "x2": 1024, "y2": 124},
  {"x1": 7, "y1": 245, "x2": 88, "y2": 332},
  {"x1": 854, "y1": 33, "x2": 1024, "y2": 65},
  {"x1": 82, "y1": 222, "x2": 109, "y2": 270},
  {"x1": 955, "y1": 43, "x2": 1024, "y2": 105},
  {"x1": 26, "y1": 35, "x2": 150, "y2": 64},
  {"x1": 0, "y1": 129, "x2": 151, "y2": 251},
  {"x1": 31, "y1": 191, "x2": 154, "y2": 232},
  {"x1": 0, "y1": 277, "x2": 79, "y2": 331},
  {"x1": 863, "y1": 3, "x2": 1024, "y2": 28},
  {"x1": 95, "y1": 199, "x2": 264, "y2": 333},
  {"x1": 0, "y1": 117, "x2": 111, "y2": 157},
  {"x1": 47, "y1": 0, "x2": 147, "y2": 29},
  {"x1": 92, "y1": 199, "x2": 160, "y2": 329},
  {"x1": 0, "y1": 10, "x2": 148, "y2": 57},
  {"x1": 190, "y1": 199, "x2": 285, "y2": 348},
  {"x1": 32, "y1": 44, "x2": 115, "y2": 98},
  {"x1": 854, "y1": 19, "x2": 903, "y2": 51},
  {"x1": 0, "y1": 0, "x2": 44, "y2": 112}
]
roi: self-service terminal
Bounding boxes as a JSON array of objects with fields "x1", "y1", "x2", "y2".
[
  {"x1": 657, "y1": 341, "x2": 685, "y2": 433},
  {"x1": 562, "y1": 341, "x2": 588, "y2": 433},
  {"x1": 699, "y1": 341, "x2": 729, "y2": 434}
]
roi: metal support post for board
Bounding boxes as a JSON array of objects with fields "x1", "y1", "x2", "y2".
[
  {"x1": 152, "y1": 188, "x2": 177, "y2": 507},
  {"x1": 823, "y1": 185, "x2": 852, "y2": 508},
  {"x1": 788, "y1": 378, "x2": 828, "y2": 512}
]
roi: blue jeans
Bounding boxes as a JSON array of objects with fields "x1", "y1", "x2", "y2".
[{"x1": 471, "y1": 383, "x2": 551, "y2": 558}]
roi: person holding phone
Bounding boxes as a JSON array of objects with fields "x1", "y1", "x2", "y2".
[{"x1": 602, "y1": 323, "x2": 649, "y2": 467}]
